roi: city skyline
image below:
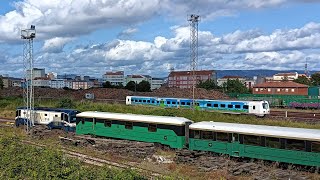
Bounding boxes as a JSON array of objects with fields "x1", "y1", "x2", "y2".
[{"x1": 1, "y1": 1, "x2": 320, "y2": 78}]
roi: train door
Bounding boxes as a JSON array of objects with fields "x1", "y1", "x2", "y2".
[
  {"x1": 160, "y1": 99, "x2": 165, "y2": 107},
  {"x1": 248, "y1": 102, "x2": 260, "y2": 115},
  {"x1": 231, "y1": 133, "x2": 240, "y2": 157}
]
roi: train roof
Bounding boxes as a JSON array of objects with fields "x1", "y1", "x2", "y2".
[
  {"x1": 76, "y1": 111, "x2": 193, "y2": 126},
  {"x1": 127, "y1": 96, "x2": 267, "y2": 103},
  {"x1": 17, "y1": 107, "x2": 80, "y2": 114},
  {"x1": 189, "y1": 121, "x2": 320, "y2": 141}
]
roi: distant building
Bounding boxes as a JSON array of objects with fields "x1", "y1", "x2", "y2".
[
  {"x1": 27, "y1": 68, "x2": 45, "y2": 80},
  {"x1": 126, "y1": 75, "x2": 151, "y2": 85},
  {"x1": 72, "y1": 81, "x2": 94, "y2": 90},
  {"x1": 168, "y1": 70, "x2": 217, "y2": 88},
  {"x1": 33, "y1": 77, "x2": 50, "y2": 87},
  {"x1": 1, "y1": 77, "x2": 22, "y2": 88},
  {"x1": 151, "y1": 78, "x2": 164, "y2": 90},
  {"x1": 47, "y1": 72, "x2": 57, "y2": 80},
  {"x1": 273, "y1": 72, "x2": 298, "y2": 81},
  {"x1": 103, "y1": 71, "x2": 125, "y2": 86},
  {"x1": 50, "y1": 79, "x2": 72, "y2": 89},
  {"x1": 252, "y1": 81, "x2": 308, "y2": 95},
  {"x1": 217, "y1": 76, "x2": 245, "y2": 87}
]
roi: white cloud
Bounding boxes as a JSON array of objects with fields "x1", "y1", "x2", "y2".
[
  {"x1": 117, "y1": 28, "x2": 138, "y2": 38},
  {"x1": 42, "y1": 37, "x2": 74, "y2": 53}
]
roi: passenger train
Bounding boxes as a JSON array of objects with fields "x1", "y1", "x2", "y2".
[
  {"x1": 76, "y1": 111, "x2": 320, "y2": 167},
  {"x1": 126, "y1": 96, "x2": 270, "y2": 117},
  {"x1": 14, "y1": 107, "x2": 320, "y2": 167}
]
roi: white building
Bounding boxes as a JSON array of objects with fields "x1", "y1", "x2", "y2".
[
  {"x1": 151, "y1": 78, "x2": 164, "y2": 90},
  {"x1": 50, "y1": 79, "x2": 72, "y2": 89},
  {"x1": 103, "y1": 71, "x2": 125, "y2": 86},
  {"x1": 33, "y1": 78, "x2": 50, "y2": 87},
  {"x1": 273, "y1": 72, "x2": 298, "y2": 81}
]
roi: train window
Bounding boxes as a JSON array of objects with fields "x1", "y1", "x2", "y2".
[
  {"x1": 286, "y1": 139, "x2": 305, "y2": 151},
  {"x1": 243, "y1": 105, "x2": 248, "y2": 109},
  {"x1": 216, "y1": 132, "x2": 229, "y2": 142},
  {"x1": 157, "y1": 101, "x2": 160, "y2": 104},
  {"x1": 139, "y1": 100, "x2": 142, "y2": 102},
  {"x1": 143, "y1": 100, "x2": 146, "y2": 103},
  {"x1": 312, "y1": 141, "x2": 320, "y2": 152},
  {"x1": 195, "y1": 102, "x2": 199, "y2": 106},
  {"x1": 213, "y1": 104, "x2": 218, "y2": 107},
  {"x1": 253, "y1": 106, "x2": 256, "y2": 110},
  {"x1": 55, "y1": 115, "x2": 58, "y2": 117},
  {"x1": 152, "y1": 101, "x2": 155, "y2": 103},
  {"x1": 266, "y1": 137, "x2": 281, "y2": 148},
  {"x1": 207, "y1": 103, "x2": 212, "y2": 107},
  {"x1": 148, "y1": 124, "x2": 157, "y2": 132},
  {"x1": 172, "y1": 101, "x2": 176, "y2": 105},
  {"x1": 81, "y1": 118, "x2": 85, "y2": 124},
  {"x1": 104, "y1": 120, "x2": 111, "y2": 127},
  {"x1": 187, "y1": 102, "x2": 191, "y2": 106},
  {"x1": 243, "y1": 135, "x2": 261, "y2": 146},
  {"x1": 125, "y1": 122, "x2": 133, "y2": 130},
  {"x1": 147, "y1": 100, "x2": 150, "y2": 103},
  {"x1": 181, "y1": 102, "x2": 186, "y2": 105},
  {"x1": 228, "y1": 105, "x2": 233, "y2": 108},
  {"x1": 235, "y1": 105, "x2": 240, "y2": 109},
  {"x1": 194, "y1": 130, "x2": 200, "y2": 139},
  {"x1": 166, "y1": 101, "x2": 171, "y2": 104},
  {"x1": 262, "y1": 103, "x2": 268, "y2": 109},
  {"x1": 201, "y1": 131, "x2": 213, "y2": 140},
  {"x1": 45, "y1": 114, "x2": 48, "y2": 116},
  {"x1": 220, "y1": 104, "x2": 226, "y2": 108}
]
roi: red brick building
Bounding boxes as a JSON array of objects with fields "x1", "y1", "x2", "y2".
[
  {"x1": 252, "y1": 81, "x2": 308, "y2": 95},
  {"x1": 168, "y1": 70, "x2": 217, "y2": 88}
]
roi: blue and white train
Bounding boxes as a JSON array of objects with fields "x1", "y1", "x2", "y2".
[
  {"x1": 15, "y1": 107, "x2": 80, "y2": 132},
  {"x1": 126, "y1": 96, "x2": 270, "y2": 117}
]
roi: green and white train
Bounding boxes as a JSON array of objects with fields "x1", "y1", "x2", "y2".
[{"x1": 76, "y1": 111, "x2": 320, "y2": 167}]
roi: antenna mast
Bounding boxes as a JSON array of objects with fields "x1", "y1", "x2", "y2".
[
  {"x1": 188, "y1": 14, "x2": 200, "y2": 108},
  {"x1": 21, "y1": 25, "x2": 36, "y2": 132}
]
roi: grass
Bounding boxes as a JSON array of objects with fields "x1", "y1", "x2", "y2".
[{"x1": 1, "y1": 97, "x2": 320, "y2": 129}]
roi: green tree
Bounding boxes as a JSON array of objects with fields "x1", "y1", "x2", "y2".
[
  {"x1": 0, "y1": 76, "x2": 3, "y2": 89},
  {"x1": 56, "y1": 98, "x2": 75, "y2": 108},
  {"x1": 102, "y1": 81, "x2": 113, "y2": 88},
  {"x1": 311, "y1": 73, "x2": 320, "y2": 86},
  {"x1": 293, "y1": 76, "x2": 312, "y2": 86},
  {"x1": 196, "y1": 79, "x2": 218, "y2": 90},
  {"x1": 137, "y1": 80, "x2": 151, "y2": 92},
  {"x1": 222, "y1": 79, "x2": 249, "y2": 93},
  {"x1": 125, "y1": 81, "x2": 136, "y2": 91}
]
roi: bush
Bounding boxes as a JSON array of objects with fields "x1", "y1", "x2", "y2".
[{"x1": 56, "y1": 98, "x2": 75, "y2": 109}]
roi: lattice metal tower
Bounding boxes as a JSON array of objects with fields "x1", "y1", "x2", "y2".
[
  {"x1": 188, "y1": 14, "x2": 200, "y2": 107},
  {"x1": 21, "y1": 25, "x2": 36, "y2": 132}
]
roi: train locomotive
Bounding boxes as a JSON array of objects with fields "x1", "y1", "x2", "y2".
[
  {"x1": 15, "y1": 107, "x2": 80, "y2": 132},
  {"x1": 76, "y1": 111, "x2": 320, "y2": 167},
  {"x1": 126, "y1": 96, "x2": 270, "y2": 117}
]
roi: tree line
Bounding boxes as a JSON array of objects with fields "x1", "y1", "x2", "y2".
[{"x1": 102, "y1": 80, "x2": 151, "y2": 92}]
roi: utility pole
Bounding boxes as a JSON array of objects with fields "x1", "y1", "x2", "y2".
[
  {"x1": 21, "y1": 25, "x2": 36, "y2": 132},
  {"x1": 188, "y1": 14, "x2": 200, "y2": 109}
]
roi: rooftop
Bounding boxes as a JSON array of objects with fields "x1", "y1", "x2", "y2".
[
  {"x1": 169, "y1": 70, "x2": 215, "y2": 76},
  {"x1": 253, "y1": 81, "x2": 308, "y2": 88}
]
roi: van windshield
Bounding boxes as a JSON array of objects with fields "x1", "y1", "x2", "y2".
[{"x1": 262, "y1": 103, "x2": 269, "y2": 109}]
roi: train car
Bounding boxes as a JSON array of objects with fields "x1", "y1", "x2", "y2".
[
  {"x1": 126, "y1": 96, "x2": 270, "y2": 117},
  {"x1": 76, "y1": 111, "x2": 193, "y2": 149},
  {"x1": 189, "y1": 121, "x2": 320, "y2": 167},
  {"x1": 15, "y1": 107, "x2": 80, "y2": 132}
]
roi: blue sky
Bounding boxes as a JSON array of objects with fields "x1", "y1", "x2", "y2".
[{"x1": 1, "y1": 0, "x2": 320, "y2": 78}]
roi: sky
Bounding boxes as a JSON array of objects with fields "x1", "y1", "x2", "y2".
[{"x1": 1, "y1": 0, "x2": 320, "y2": 78}]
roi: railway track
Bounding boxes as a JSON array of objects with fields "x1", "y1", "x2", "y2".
[
  {"x1": 20, "y1": 139, "x2": 162, "y2": 179},
  {"x1": 269, "y1": 110, "x2": 320, "y2": 123}
]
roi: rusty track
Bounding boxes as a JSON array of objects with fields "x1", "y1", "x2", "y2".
[{"x1": 269, "y1": 110, "x2": 320, "y2": 123}]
